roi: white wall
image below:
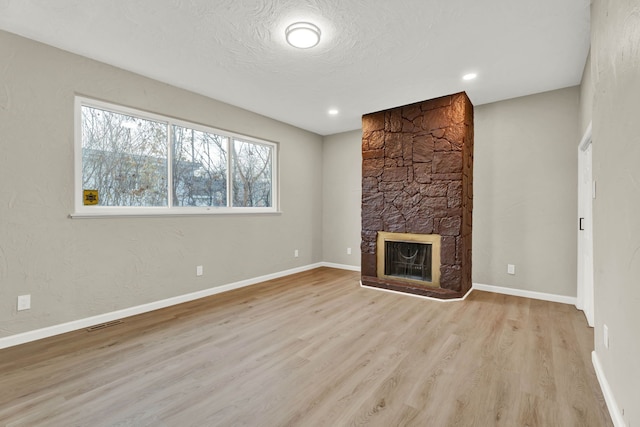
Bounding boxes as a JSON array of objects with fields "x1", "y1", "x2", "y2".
[
  {"x1": 579, "y1": 50, "x2": 594, "y2": 136},
  {"x1": 0, "y1": 30, "x2": 323, "y2": 337},
  {"x1": 322, "y1": 130, "x2": 362, "y2": 267},
  {"x1": 590, "y1": 0, "x2": 640, "y2": 425},
  {"x1": 473, "y1": 87, "x2": 580, "y2": 296}
]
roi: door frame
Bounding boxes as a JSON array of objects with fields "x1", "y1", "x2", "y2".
[{"x1": 577, "y1": 122, "x2": 594, "y2": 327}]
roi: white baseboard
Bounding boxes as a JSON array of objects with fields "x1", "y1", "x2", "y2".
[
  {"x1": 472, "y1": 283, "x2": 577, "y2": 305},
  {"x1": 0, "y1": 262, "x2": 325, "y2": 350},
  {"x1": 319, "y1": 262, "x2": 361, "y2": 272},
  {"x1": 0, "y1": 268, "x2": 581, "y2": 350},
  {"x1": 592, "y1": 351, "x2": 626, "y2": 427}
]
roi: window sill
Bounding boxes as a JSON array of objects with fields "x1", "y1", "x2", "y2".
[{"x1": 70, "y1": 208, "x2": 282, "y2": 219}]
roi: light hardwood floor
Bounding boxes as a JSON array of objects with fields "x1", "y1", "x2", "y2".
[{"x1": 0, "y1": 268, "x2": 612, "y2": 426}]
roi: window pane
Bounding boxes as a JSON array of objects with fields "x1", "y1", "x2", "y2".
[
  {"x1": 232, "y1": 139, "x2": 273, "y2": 207},
  {"x1": 172, "y1": 125, "x2": 228, "y2": 207},
  {"x1": 81, "y1": 106, "x2": 168, "y2": 207}
]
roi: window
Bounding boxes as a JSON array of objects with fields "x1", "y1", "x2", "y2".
[{"x1": 74, "y1": 98, "x2": 278, "y2": 216}]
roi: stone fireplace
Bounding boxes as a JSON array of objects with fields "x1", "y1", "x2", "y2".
[{"x1": 361, "y1": 92, "x2": 473, "y2": 299}]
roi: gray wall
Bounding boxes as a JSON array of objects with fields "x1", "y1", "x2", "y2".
[
  {"x1": 322, "y1": 130, "x2": 362, "y2": 267},
  {"x1": 473, "y1": 87, "x2": 579, "y2": 296},
  {"x1": 590, "y1": 0, "x2": 640, "y2": 425},
  {"x1": 0, "y1": 30, "x2": 323, "y2": 337}
]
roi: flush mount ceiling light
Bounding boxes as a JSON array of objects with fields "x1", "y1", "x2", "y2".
[
  {"x1": 462, "y1": 73, "x2": 478, "y2": 81},
  {"x1": 285, "y1": 22, "x2": 321, "y2": 49},
  {"x1": 328, "y1": 109, "x2": 339, "y2": 115}
]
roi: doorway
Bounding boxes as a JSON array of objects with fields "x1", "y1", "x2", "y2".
[{"x1": 577, "y1": 123, "x2": 594, "y2": 327}]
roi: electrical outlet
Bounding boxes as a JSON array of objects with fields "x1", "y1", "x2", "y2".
[
  {"x1": 17, "y1": 294, "x2": 31, "y2": 311},
  {"x1": 347, "y1": 247, "x2": 352, "y2": 255},
  {"x1": 604, "y1": 324, "x2": 609, "y2": 349},
  {"x1": 507, "y1": 264, "x2": 516, "y2": 275},
  {"x1": 196, "y1": 265, "x2": 203, "y2": 276},
  {"x1": 294, "y1": 249, "x2": 299, "y2": 258}
]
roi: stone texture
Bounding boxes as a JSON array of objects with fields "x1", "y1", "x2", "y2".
[
  {"x1": 362, "y1": 177, "x2": 379, "y2": 193},
  {"x1": 402, "y1": 103, "x2": 423, "y2": 121},
  {"x1": 413, "y1": 163, "x2": 433, "y2": 183},
  {"x1": 379, "y1": 181, "x2": 405, "y2": 192},
  {"x1": 403, "y1": 182, "x2": 421, "y2": 196},
  {"x1": 362, "y1": 192, "x2": 384, "y2": 212},
  {"x1": 413, "y1": 134, "x2": 435, "y2": 162},
  {"x1": 423, "y1": 107, "x2": 452, "y2": 131},
  {"x1": 422, "y1": 183, "x2": 448, "y2": 197},
  {"x1": 361, "y1": 253, "x2": 377, "y2": 276},
  {"x1": 421, "y1": 95, "x2": 452, "y2": 111},
  {"x1": 385, "y1": 158, "x2": 400, "y2": 168},
  {"x1": 440, "y1": 265, "x2": 462, "y2": 291},
  {"x1": 382, "y1": 167, "x2": 408, "y2": 182},
  {"x1": 387, "y1": 109, "x2": 403, "y2": 132},
  {"x1": 426, "y1": 197, "x2": 448, "y2": 217},
  {"x1": 431, "y1": 128, "x2": 446, "y2": 138},
  {"x1": 434, "y1": 138, "x2": 452, "y2": 151},
  {"x1": 369, "y1": 130, "x2": 385, "y2": 150},
  {"x1": 441, "y1": 236, "x2": 456, "y2": 265},
  {"x1": 432, "y1": 173, "x2": 464, "y2": 181},
  {"x1": 447, "y1": 181, "x2": 463, "y2": 208},
  {"x1": 382, "y1": 205, "x2": 406, "y2": 232},
  {"x1": 402, "y1": 119, "x2": 415, "y2": 133},
  {"x1": 385, "y1": 133, "x2": 404, "y2": 158},
  {"x1": 362, "y1": 111, "x2": 385, "y2": 133},
  {"x1": 362, "y1": 214, "x2": 383, "y2": 232},
  {"x1": 363, "y1": 149, "x2": 384, "y2": 159},
  {"x1": 407, "y1": 215, "x2": 433, "y2": 234},
  {"x1": 439, "y1": 217, "x2": 462, "y2": 236},
  {"x1": 363, "y1": 158, "x2": 384, "y2": 177},
  {"x1": 433, "y1": 152, "x2": 462, "y2": 174},
  {"x1": 362, "y1": 92, "x2": 473, "y2": 299}
]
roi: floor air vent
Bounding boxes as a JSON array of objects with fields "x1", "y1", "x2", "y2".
[{"x1": 86, "y1": 320, "x2": 123, "y2": 331}]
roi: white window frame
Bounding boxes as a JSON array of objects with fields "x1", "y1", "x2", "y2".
[{"x1": 73, "y1": 97, "x2": 279, "y2": 217}]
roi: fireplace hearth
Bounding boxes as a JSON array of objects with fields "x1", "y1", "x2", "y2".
[{"x1": 361, "y1": 93, "x2": 473, "y2": 299}]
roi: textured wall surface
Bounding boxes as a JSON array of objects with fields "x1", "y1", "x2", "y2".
[
  {"x1": 590, "y1": 0, "x2": 640, "y2": 425},
  {"x1": 361, "y1": 93, "x2": 473, "y2": 298},
  {"x1": 474, "y1": 87, "x2": 579, "y2": 296},
  {"x1": 0, "y1": 30, "x2": 323, "y2": 337}
]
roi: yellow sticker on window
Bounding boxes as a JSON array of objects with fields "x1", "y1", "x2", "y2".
[{"x1": 83, "y1": 189, "x2": 99, "y2": 205}]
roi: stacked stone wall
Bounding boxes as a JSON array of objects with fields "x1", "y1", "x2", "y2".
[{"x1": 361, "y1": 92, "x2": 473, "y2": 298}]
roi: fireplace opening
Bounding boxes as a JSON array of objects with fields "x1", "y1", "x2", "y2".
[
  {"x1": 385, "y1": 241, "x2": 432, "y2": 282},
  {"x1": 376, "y1": 231, "x2": 441, "y2": 288}
]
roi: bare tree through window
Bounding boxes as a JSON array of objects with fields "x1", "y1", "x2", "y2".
[
  {"x1": 232, "y1": 139, "x2": 273, "y2": 207},
  {"x1": 81, "y1": 106, "x2": 167, "y2": 207},
  {"x1": 172, "y1": 126, "x2": 227, "y2": 207}
]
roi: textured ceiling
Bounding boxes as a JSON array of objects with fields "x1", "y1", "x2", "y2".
[{"x1": 0, "y1": 0, "x2": 590, "y2": 135}]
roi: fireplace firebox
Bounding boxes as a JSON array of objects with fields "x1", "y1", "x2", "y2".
[
  {"x1": 377, "y1": 231, "x2": 441, "y2": 287},
  {"x1": 386, "y1": 242, "x2": 432, "y2": 281}
]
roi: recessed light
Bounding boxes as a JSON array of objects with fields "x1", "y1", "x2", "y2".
[
  {"x1": 328, "y1": 109, "x2": 339, "y2": 115},
  {"x1": 462, "y1": 73, "x2": 477, "y2": 81},
  {"x1": 285, "y1": 22, "x2": 321, "y2": 49}
]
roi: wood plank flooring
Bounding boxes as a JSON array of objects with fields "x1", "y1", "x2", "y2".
[{"x1": 0, "y1": 267, "x2": 612, "y2": 426}]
